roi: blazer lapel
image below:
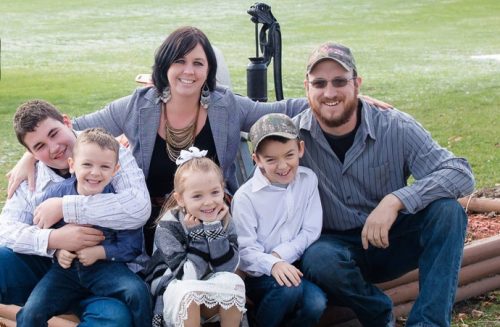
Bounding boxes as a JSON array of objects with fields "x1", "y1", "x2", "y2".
[{"x1": 207, "y1": 100, "x2": 228, "y2": 170}]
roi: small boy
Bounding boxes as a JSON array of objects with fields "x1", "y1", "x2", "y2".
[
  {"x1": 16, "y1": 128, "x2": 151, "y2": 327},
  {"x1": 232, "y1": 113, "x2": 327, "y2": 327}
]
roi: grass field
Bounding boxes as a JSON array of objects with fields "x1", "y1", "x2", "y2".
[{"x1": 0, "y1": 0, "x2": 499, "y2": 325}]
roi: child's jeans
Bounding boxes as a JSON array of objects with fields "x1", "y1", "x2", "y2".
[
  {"x1": 245, "y1": 274, "x2": 327, "y2": 327},
  {"x1": 0, "y1": 247, "x2": 132, "y2": 327},
  {"x1": 16, "y1": 259, "x2": 151, "y2": 327}
]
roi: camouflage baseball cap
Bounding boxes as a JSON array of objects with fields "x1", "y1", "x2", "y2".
[
  {"x1": 249, "y1": 113, "x2": 299, "y2": 152},
  {"x1": 306, "y1": 42, "x2": 357, "y2": 74}
]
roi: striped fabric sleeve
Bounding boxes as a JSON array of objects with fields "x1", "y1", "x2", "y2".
[
  {"x1": 0, "y1": 182, "x2": 55, "y2": 257},
  {"x1": 392, "y1": 119, "x2": 474, "y2": 213},
  {"x1": 62, "y1": 145, "x2": 151, "y2": 230}
]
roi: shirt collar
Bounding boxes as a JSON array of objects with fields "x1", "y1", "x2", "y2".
[
  {"x1": 251, "y1": 168, "x2": 271, "y2": 192},
  {"x1": 35, "y1": 161, "x2": 66, "y2": 191},
  {"x1": 359, "y1": 98, "x2": 377, "y2": 141},
  {"x1": 251, "y1": 166, "x2": 305, "y2": 192}
]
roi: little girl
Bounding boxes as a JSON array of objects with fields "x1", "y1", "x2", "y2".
[{"x1": 144, "y1": 147, "x2": 246, "y2": 327}]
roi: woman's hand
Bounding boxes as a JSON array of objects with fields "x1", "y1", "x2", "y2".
[
  {"x1": 360, "y1": 94, "x2": 393, "y2": 110},
  {"x1": 6, "y1": 151, "x2": 37, "y2": 198}
]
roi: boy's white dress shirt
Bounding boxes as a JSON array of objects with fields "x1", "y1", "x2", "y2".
[
  {"x1": 0, "y1": 143, "x2": 151, "y2": 257},
  {"x1": 232, "y1": 166, "x2": 322, "y2": 277}
]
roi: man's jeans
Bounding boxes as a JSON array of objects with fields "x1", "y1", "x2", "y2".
[
  {"x1": 16, "y1": 259, "x2": 152, "y2": 327},
  {"x1": 301, "y1": 199, "x2": 467, "y2": 327},
  {"x1": 0, "y1": 247, "x2": 133, "y2": 326},
  {"x1": 246, "y1": 274, "x2": 327, "y2": 327}
]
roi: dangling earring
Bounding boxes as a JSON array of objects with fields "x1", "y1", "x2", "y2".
[
  {"x1": 200, "y1": 83, "x2": 211, "y2": 109},
  {"x1": 181, "y1": 206, "x2": 186, "y2": 214},
  {"x1": 160, "y1": 86, "x2": 171, "y2": 103}
]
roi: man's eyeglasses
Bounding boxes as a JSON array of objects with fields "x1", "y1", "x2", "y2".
[{"x1": 308, "y1": 77, "x2": 355, "y2": 89}]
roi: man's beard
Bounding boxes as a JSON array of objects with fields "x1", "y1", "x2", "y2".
[{"x1": 310, "y1": 94, "x2": 358, "y2": 129}]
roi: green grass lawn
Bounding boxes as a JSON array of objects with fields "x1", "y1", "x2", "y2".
[
  {"x1": 1, "y1": 0, "x2": 498, "y2": 193},
  {"x1": 0, "y1": 0, "x2": 499, "y2": 324}
]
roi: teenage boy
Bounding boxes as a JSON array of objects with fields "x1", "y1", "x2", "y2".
[
  {"x1": 297, "y1": 42, "x2": 475, "y2": 326},
  {"x1": 17, "y1": 128, "x2": 151, "y2": 327},
  {"x1": 232, "y1": 113, "x2": 327, "y2": 327},
  {"x1": 0, "y1": 100, "x2": 151, "y2": 325}
]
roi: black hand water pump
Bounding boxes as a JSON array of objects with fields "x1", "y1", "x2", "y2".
[{"x1": 246, "y1": 3, "x2": 283, "y2": 102}]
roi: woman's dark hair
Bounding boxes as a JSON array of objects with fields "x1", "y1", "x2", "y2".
[{"x1": 152, "y1": 26, "x2": 218, "y2": 95}]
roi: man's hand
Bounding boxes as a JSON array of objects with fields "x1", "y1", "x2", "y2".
[
  {"x1": 6, "y1": 151, "x2": 37, "y2": 198},
  {"x1": 361, "y1": 194, "x2": 404, "y2": 250},
  {"x1": 77, "y1": 245, "x2": 106, "y2": 266},
  {"x1": 55, "y1": 249, "x2": 77, "y2": 269},
  {"x1": 271, "y1": 261, "x2": 303, "y2": 287},
  {"x1": 359, "y1": 95, "x2": 393, "y2": 110},
  {"x1": 48, "y1": 224, "x2": 104, "y2": 252},
  {"x1": 34, "y1": 198, "x2": 64, "y2": 229}
]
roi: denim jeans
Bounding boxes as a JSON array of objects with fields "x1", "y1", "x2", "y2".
[
  {"x1": 245, "y1": 274, "x2": 327, "y2": 327},
  {"x1": 0, "y1": 247, "x2": 134, "y2": 327},
  {"x1": 16, "y1": 259, "x2": 151, "y2": 327},
  {"x1": 0, "y1": 247, "x2": 52, "y2": 305},
  {"x1": 301, "y1": 199, "x2": 467, "y2": 327}
]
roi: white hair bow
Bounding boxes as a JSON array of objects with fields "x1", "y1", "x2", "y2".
[{"x1": 176, "y1": 147, "x2": 208, "y2": 166}]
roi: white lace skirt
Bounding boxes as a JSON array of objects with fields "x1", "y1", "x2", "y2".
[{"x1": 163, "y1": 272, "x2": 246, "y2": 327}]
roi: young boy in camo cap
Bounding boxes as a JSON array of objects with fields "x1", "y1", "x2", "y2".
[{"x1": 232, "y1": 113, "x2": 327, "y2": 327}]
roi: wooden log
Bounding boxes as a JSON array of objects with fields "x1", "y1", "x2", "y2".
[
  {"x1": 461, "y1": 234, "x2": 500, "y2": 266},
  {"x1": 458, "y1": 256, "x2": 500, "y2": 286},
  {"x1": 0, "y1": 304, "x2": 77, "y2": 327},
  {"x1": 0, "y1": 316, "x2": 15, "y2": 327},
  {"x1": 385, "y1": 281, "x2": 419, "y2": 306},
  {"x1": 459, "y1": 197, "x2": 500, "y2": 213},
  {"x1": 375, "y1": 235, "x2": 500, "y2": 291},
  {"x1": 455, "y1": 274, "x2": 500, "y2": 302},
  {"x1": 385, "y1": 256, "x2": 500, "y2": 305},
  {"x1": 0, "y1": 305, "x2": 18, "y2": 323},
  {"x1": 391, "y1": 273, "x2": 500, "y2": 319},
  {"x1": 328, "y1": 274, "x2": 500, "y2": 327},
  {"x1": 376, "y1": 270, "x2": 418, "y2": 291}
]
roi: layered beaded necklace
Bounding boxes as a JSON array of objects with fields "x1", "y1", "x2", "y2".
[{"x1": 163, "y1": 103, "x2": 200, "y2": 162}]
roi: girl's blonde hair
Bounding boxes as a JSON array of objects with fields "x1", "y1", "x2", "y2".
[{"x1": 159, "y1": 157, "x2": 229, "y2": 227}]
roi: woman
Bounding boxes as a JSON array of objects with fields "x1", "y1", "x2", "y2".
[{"x1": 68, "y1": 26, "x2": 308, "y2": 254}]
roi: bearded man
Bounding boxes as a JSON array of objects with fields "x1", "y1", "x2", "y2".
[{"x1": 294, "y1": 42, "x2": 474, "y2": 327}]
